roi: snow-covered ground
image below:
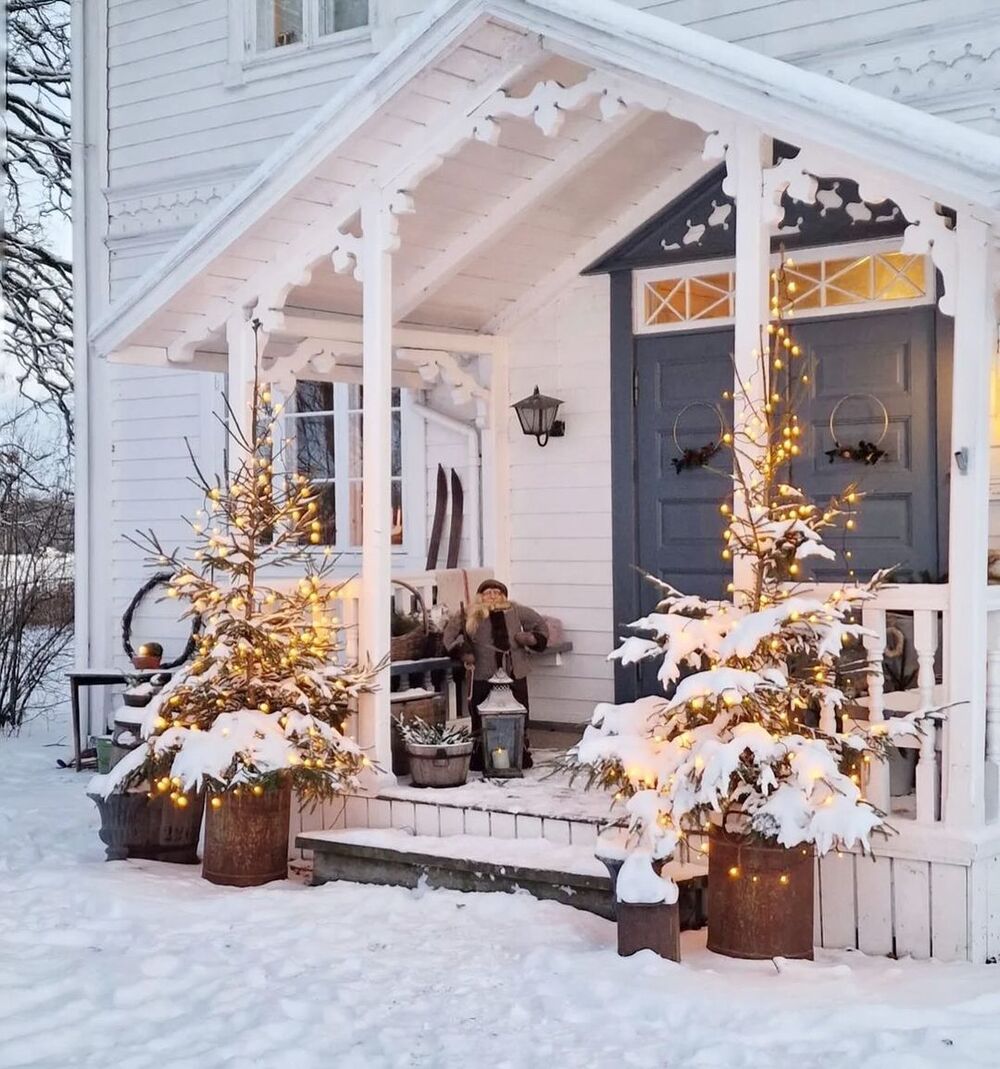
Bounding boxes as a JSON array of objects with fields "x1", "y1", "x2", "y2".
[{"x1": 4, "y1": 729, "x2": 1000, "y2": 1068}]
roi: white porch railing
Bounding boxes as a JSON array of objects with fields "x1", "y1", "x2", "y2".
[{"x1": 842, "y1": 584, "x2": 949, "y2": 826}]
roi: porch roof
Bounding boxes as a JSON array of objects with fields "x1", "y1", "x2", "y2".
[{"x1": 91, "y1": 0, "x2": 1000, "y2": 370}]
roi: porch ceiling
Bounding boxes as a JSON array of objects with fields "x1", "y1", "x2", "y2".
[{"x1": 92, "y1": 0, "x2": 1000, "y2": 373}]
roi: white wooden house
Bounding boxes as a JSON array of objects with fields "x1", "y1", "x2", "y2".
[{"x1": 74, "y1": 0, "x2": 1000, "y2": 961}]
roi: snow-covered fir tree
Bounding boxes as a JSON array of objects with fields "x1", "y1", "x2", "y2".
[
  {"x1": 575, "y1": 257, "x2": 908, "y2": 902},
  {"x1": 105, "y1": 321, "x2": 376, "y2": 806}
]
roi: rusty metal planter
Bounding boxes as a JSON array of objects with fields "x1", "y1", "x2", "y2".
[
  {"x1": 616, "y1": 901, "x2": 681, "y2": 960},
  {"x1": 88, "y1": 790, "x2": 204, "y2": 863},
  {"x1": 707, "y1": 829, "x2": 814, "y2": 960},
  {"x1": 202, "y1": 782, "x2": 292, "y2": 887}
]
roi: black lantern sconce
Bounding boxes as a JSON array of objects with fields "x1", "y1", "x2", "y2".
[{"x1": 512, "y1": 386, "x2": 565, "y2": 447}]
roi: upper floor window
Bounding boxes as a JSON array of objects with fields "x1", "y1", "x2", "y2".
[{"x1": 254, "y1": 0, "x2": 370, "y2": 52}]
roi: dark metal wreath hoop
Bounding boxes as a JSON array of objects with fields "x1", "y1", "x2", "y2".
[
  {"x1": 121, "y1": 571, "x2": 202, "y2": 669},
  {"x1": 825, "y1": 392, "x2": 890, "y2": 466},
  {"x1": 671, "y1": 401, "x2": 726, "y2": 474}
]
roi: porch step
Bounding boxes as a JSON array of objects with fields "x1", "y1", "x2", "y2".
[{"x1": 297, "y1": 828, "x2": 706, "y2": 922}]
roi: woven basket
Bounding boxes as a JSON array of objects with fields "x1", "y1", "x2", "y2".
[{"x1": 390, "y1": 578, "x2": 428, "y2": 661}]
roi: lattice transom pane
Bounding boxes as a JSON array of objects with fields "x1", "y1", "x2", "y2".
[{"x1": 642, "y1": 273, "x2": 735, "y2": 326}]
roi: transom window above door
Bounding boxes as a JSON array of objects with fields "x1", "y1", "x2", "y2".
[
  {"x1": 252, "y1": 0, "x2": 370, "y2": 53},
  {"x1": 635, "y1": 244, "x2": 932, "y2": 333},
  {"x1": 282, "y1": 382, "x2": 403, "y2": 551}
]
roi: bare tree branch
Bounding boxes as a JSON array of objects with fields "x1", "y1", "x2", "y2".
[{"x1": 3, "y1": 0, "x2": 73, "y2": 441}]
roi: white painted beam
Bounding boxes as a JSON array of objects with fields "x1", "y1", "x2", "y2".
[
  {"x1": 224, "y1": 313, "x2": 257, "y2": 477},
  {"x1": 262, "y1": 307, "x2": 502, "y2": 353},
  {"x1": 730, "y1": 126, "x2": 771, "y2": 603},
  {"x1": 393, "y1": 109, "x2": 647, "y2": 322},
  {"x1": 944, "y1": 213, "x2": 994, "y2": 829},
  {"x1": 358, "y1": 195, "x2": 395, "y2": 778}
]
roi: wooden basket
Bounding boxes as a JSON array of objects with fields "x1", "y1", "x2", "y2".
[{"x1": 390, "y1": 578, "x2": 428, "y2": 661}]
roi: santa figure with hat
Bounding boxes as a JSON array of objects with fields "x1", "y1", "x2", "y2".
[{"x1": 442, "y1": 579, "x2": 549, "y2": 770}]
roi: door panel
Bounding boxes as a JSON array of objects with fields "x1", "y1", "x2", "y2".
[
  {"x1": 625, "y1": 308, "x2": 939, "y2": 698},
  {"x1": 635, "y1": 328, "x2": 735, "y2": 613},
  {"x1": 791, "y1": 308, "x2": 938, "y2": 582}
]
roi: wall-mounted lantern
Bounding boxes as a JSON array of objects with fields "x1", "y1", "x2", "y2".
[{"x1": 512, "y1": 386, "x2": 565, "y2": 447}]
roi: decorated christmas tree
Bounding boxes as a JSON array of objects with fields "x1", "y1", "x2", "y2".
[
  {"x1": 104, "y1": 321, "x2": 377, "y2": 809},
  {"x1": 575, "y1": 257, "x2": 909, "y2": 913}
]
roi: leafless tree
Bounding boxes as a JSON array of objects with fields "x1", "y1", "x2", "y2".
[
  {"x1": 0, "y1": 410, "x2": 73, "y2": 734},
  {"x1": 4, "y1": 0, "x2": 74, "y2": 440}
]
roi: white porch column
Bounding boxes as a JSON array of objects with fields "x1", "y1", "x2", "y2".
[
  {"x1": 481, "y1": 339, "x2": 511, "y2": 581},
  {"x1": 225, "y1": 312, "x2": 256, "y2": 476},
  {"x1": 358, "y1": 193, "x2": 395, "y2": 775},
  {"x1": 730, "y1": 128, "x2": 771, "y2": 599},
  {"x1": 945, "y1": 212, "x2": 994, "y2": 827}
]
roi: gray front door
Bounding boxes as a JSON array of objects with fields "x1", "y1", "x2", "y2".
[{"x1": 623, "y1": 307, "x2": 940, "y2": 698}]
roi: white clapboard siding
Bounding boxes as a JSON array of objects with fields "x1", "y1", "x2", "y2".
[
  {"x1": 505, "y1": 276, "x2": 615, "y2": 724},
  {"x1": 105, "y1": 363, "x2": 219, "y2": 665},
  {"x1": 633, "y1": 0, "x2": 999, "y2": 55}
]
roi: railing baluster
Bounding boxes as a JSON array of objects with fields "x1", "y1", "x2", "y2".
[
  {"x1": 914, "y1": 610, "x2": 939, "y2": 823},
  {"x1": 862, "y1": 607, "x2": 891, "y2": 813},
  {"x1": 986, "y1": 646, "x2": 1000, "y2": 766}
]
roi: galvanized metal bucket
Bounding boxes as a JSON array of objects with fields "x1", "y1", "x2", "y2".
[
  {"x1": 707, "y1": 830, "x2": 814, "y2": 960},
  {"x1": 202, "y1": 782, "x2": 292, "y2": 887}
]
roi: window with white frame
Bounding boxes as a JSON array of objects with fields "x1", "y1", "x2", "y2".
[
  {"x1": 284, "y1": 381, "x2": 403, "y2": 549},
  {"x1": 253, "y1": 0, "x2": 370, "y2": 53},
  {"x1": 634, "y1": 244, "x2": 933, "y2": 334}
]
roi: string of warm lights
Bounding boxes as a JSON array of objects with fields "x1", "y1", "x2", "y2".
[
  {"x1": 113, "y1": 320, "x2": 378, "y2": 807},
  {"x1": 574, "y1": 254, "x2": 894, "y2": 870}
]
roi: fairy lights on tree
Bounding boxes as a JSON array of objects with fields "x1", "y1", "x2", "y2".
[
  {"x1": 575, "y1": 256, "x2": 905, "y2": 900},
  {"x1": 104, "y1": 320, "x2": 377, "y2": 808}
]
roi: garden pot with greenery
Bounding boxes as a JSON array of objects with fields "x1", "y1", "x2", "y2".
[{"x1": 396, "y1": 718, "x2": 473, "y2": 788}]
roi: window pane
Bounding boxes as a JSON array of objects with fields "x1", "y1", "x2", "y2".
[
  {"x1": 391, "y1": 480, "x2": 403, "y2": 546},
  {"x1": 257, "y1": 0, "x2": 303, "y2": 50},
  {"x1": 318, "y1": 0, "x2": 369, "y2": 34},
  {"x1": 349, "y1": 481, "x2": 363, "y2": 546},
  {"x1": 349, "y1": 412, "x2": 363, "y2": 478},
  {"x1": 295, "y1": 415, "x2": 336, "y2": 480},
  {"x1": 348, "y1": 384, "x2": 362, "y2": 410},
  {"x1": 295, "y1": 381, "x2": 335, "y2": 413},
  {"x1": 392, "y1": 409, "x2": 402, "y2": 478},
  {"x1": 311, "y1": 483, "x2": 337, "y2": 545}
]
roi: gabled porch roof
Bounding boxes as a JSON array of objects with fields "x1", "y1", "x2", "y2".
[{"x1": 91, "y1": 0, "x2": 1000, "y2": 372}]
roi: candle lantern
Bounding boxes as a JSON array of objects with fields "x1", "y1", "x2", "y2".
[{"x1": 478, "y1": 668, "x2": 527, "y2": 778}]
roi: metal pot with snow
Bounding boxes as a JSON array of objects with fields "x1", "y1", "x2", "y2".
[
  {"x1": 605, "y1": 849, "x2": 681, "y2": 961},
  {"x1": 394, "y1": 717, "x2": 473, "y2": 788}
]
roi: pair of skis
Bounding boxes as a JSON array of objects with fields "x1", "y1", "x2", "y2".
[{"x1": 425, "y1": 464, "x2": 464, "y2": 570}]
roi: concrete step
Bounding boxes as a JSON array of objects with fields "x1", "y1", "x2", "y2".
[{"x1": 297, "y1": 828, "x2": 707, "y2": 923}]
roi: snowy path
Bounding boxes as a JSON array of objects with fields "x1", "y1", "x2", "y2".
[{"x1": 3, "y1": 733, "x2": 1000, "y2": 1068}]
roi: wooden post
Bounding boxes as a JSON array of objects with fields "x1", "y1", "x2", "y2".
[
  {"x1": 225, "y1": 312, "x2": 256, "y2": 478},
  {"x1": 359, "y1": 193, "x2": 395, "y2": 777},
  {"x1": 862, "y1": 607, "x2": 891, "y2": 813},
  {"x1": 730, "y1": 128, "x2": 771, "y2": 599},
  {"x1": 944, "y1": 212, "x2": 993, "y2": 827},
  {"x1": 481, "y1": 338, "x2": 511, "y2": 581}
]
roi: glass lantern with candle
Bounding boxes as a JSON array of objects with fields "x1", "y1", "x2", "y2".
[{"x1": 478, "y1": 668, "x2": 528, "y2": 778}]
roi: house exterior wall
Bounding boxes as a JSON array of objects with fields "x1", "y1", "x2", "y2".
[
  {"x1": 76, "y1": 0, "x2": 1000, "y2": 731},
  {"x1": 505, "y1": 277, "x2": 616, "y2": 725}
]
